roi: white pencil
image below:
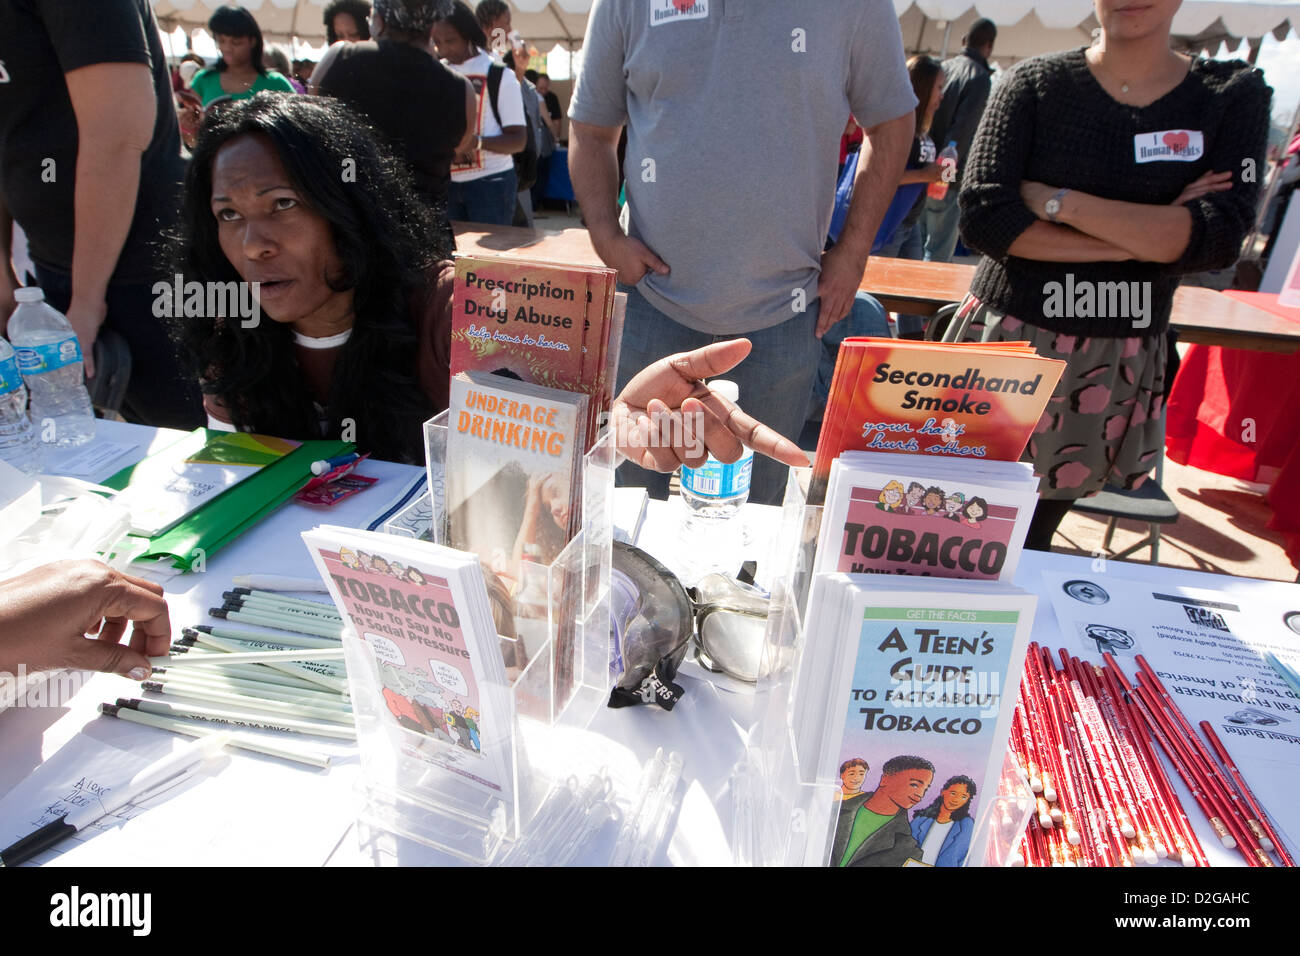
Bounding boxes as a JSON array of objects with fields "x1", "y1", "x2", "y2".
[
  {"x1": 157, "y1": 661, "x2": 324, "y2": 693},
  {"x1": 223, "y1": 592, "x2": 343, "y2": 622},
  {"x1": 231, "y1": 574, "x2": 329, "y2": 592},
  {"x1": 100, "y1": 703, "x2": 332, "y2": 768},
  {"x1": 184, "y1": 633, "x2": 347, "y2": 691},
  {"x1": 119, "y1": 698, "x2": 357, "y2": 740},
  {"x1": 140, "y1": 680, "x2": 354, "y2": 724},
  {"x1": 150, "y1": 648, "x2": 345, "y2": 668},
  {"x1": 210, "y1": 607, "x2": 344, "y2": 639},
  {"x1": 187, "y1": 625, "x2": 340, "y2": 650},
  {"x1": 148, "y1": 670, "x2": 347, "y2": 707}
]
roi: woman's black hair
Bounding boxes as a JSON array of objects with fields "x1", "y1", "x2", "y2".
[
  {"x1": 914, "y1": 775, "x2": 977, "y2": 822},
  {"x1": 208, "y1": 5, "x2": 268, "y2": 74},
  {"x1": 324, "y1": 0, "x2": 373, "y2": 44},
  {"x1": 962, "y1": 496, "x2": 989, "y2": 522},
  {"x1": 434, "y1": 1, "x2": 489, "y2": 51},
  {"x1": 172, "y1": 93, "x2": 451, "y2": 464}
]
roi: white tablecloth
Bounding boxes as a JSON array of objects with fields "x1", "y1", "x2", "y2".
[{"x1": 4, "y1": 421, "x2": 1298, "y2": 866}]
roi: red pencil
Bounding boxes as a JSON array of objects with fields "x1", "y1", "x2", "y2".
[
  {"x1": 1103, "y1": 656, "x2": 1207, "y2": 867},
  {"x1": 1025, "y1": 647, "x2": 1082, "y2": 845},
  {"x1": 1074, "y1": 663, "x2": 1159, "y2": 864},
  {"x1": 1135, "y1": 657, "x2": 1269, "y2": 846},
  {"x1": 1044, "y1": 656, "x2": 1113, "y2": 866},
  {"x1": 1133, "y1": 671, "x2": 1273, "y2": 867},
  {"x1": 1091, "y1": 662, "x2": 1175, "y2": 861},
  {"x1": 1199, "y1": 720, "x2": 1295, "y2": 867},
  {"x1": 1133, "y1": 682, "x2": 1270, "y2": 867}
]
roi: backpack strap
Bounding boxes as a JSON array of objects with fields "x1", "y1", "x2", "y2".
[{"x1": 486, "y1": 62, "x2": 504, "y2": 130}]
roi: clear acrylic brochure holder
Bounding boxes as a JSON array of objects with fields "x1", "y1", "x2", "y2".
[
  {"x1": 746, "y1": 469, "x2": 1033, "y2": 866},
  {"x1": 345, "y1": 410, "x2": 614, "y2": 865}
]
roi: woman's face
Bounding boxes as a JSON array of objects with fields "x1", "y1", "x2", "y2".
[
  {"x1": 1096, "y1": 0, "x2": 1181, "y2": 42},
  {"x1": 942, "y1": 784, "x2": 971, "y2": 813},
  {"x1": 431, "y1": 22, "x2": 472, "y2": 63},
  {"x1": 216, "y1": 33, "x2": 254, "y2": 69},
  {"x1": 332, "y1": 12, "x2": 365, "y2": 42},
  {"x1": 884, "y1": 488, "x2": 902, "y2": 507},
  {"x1": 210, "y1": 134, "x2": 350, "y2": 327}
]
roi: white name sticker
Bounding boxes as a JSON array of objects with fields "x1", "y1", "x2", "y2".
[
  {"x1": 650, "y1": 0, "x2": 709, "y2": 26},
  {"x1": 1134, "y1": 129, "x2": 1205, "y2": 164}
]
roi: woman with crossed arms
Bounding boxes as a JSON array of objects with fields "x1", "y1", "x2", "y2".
[{"x1": 958, "y1": 0, "x2": 1271, "y2": 550}]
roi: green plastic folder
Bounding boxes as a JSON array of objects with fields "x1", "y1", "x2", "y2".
[{"x1": 102, "y1": 431, "x2": 352, "y2": 572}]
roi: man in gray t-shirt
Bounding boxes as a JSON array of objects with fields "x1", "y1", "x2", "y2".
[{"x1": 570, "y1": 0, "x2": 915, "y2": 503}]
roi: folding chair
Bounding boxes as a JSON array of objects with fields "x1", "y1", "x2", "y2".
[{"x1": 1070, "y1": 443, "x2": 1179, "y2": 564}]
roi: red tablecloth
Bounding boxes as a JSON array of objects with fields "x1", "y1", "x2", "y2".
[{"x1": 1165, "y1": 311, "x2": 1300, "y2": 569}]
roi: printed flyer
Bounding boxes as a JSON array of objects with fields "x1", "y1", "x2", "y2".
[{"x1": 810, "y1": 582, "x2": 1035, "y2": 867}]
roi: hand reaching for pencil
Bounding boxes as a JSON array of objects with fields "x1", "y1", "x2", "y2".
[
  {"x1": 0, "y1": 560, "x2": 172, "y2": 679},
  {"x1": 612, "y1": 339, "x2": 811, "y2": 473}
]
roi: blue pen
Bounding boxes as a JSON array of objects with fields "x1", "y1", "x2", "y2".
[
  {"x1": 1265, "y1": 653, "x2": 1300, "y2": 699},
  {"x1": 310, "y1": 451, "x2": 360, "y2": 477}
]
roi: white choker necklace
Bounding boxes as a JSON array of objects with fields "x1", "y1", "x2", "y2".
[{"x1": 292, "y1": 328, "x2": 353, "y2": 349}]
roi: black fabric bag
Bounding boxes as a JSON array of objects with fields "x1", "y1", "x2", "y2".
[{"x1": 486, "y1": 63, "x2": 539, "y2": 192}]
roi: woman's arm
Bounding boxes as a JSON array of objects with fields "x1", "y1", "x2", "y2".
[
  {"x1": 1021, "y1": 183, "x2": 1191, "y2": 264},
  {"x1": 899, "y1": 163, "x2": 942, "y2": 186},
  {"x1": 1007, "y1": 221, "x2": 1135, "y2": 262},
  {"x1": 958, "y1": 64, "x2": 1042, "y2": 260}
]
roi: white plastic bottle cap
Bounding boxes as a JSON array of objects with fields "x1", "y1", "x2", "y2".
[
  {"x1": 710, "y1": 380, "x2": 739, "y2": 403},
  {"x1": 13, "y1": 287, "x2": 45, "y2": 304}
]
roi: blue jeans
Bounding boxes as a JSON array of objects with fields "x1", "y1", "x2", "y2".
[
  {"x1": 921, "y1": 188, "x2": 962, "y2": 263},
  {"x1": 811, "y1": 292, "x2": 890, "y2": 418},
  {"x1": 614, "y1": 286, "x2": 822, "y2": 506},
  {"x1": 878, "y1": 221, "x2": 928, "y2": 337},
  {"x1": 447, "y1": 169, "x2": 518, "y2": 226}
]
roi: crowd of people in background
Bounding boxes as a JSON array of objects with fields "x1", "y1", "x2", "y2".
[{"x1": 0, "y1": 0, "x2": 1279, "y2": 664}]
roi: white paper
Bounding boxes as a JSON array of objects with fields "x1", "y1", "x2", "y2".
[{"x1": 45, "y1": 440, "x2": 138, "y2": 481}]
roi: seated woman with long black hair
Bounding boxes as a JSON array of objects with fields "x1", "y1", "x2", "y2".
[
  {"x1": 173, "y1": 93, "x2": 453, "y2": 464},
  {"x1": 174, "y1": 93, "x2": 809, "y2": 474}
]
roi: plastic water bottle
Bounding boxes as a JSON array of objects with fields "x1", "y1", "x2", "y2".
[
  {"x1": 927, "y1": 140, "x2": 959, "y2": 200},
  {"x1": 9, "y1": 287, "x2": 95, "y2": 446},
  {"x1": 0, "y1": 336, "x2": 42, "y2": 474},
  {"x1": 680, "y1": 380, "x2": 753, "y2": 521}
]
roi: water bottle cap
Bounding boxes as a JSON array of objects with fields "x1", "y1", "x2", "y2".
[
  {"x1": 710, "y1": 380, "x2": 740, "y2": 403},
  {"x1": 13, "y1": 287, "x2": 45, "y2": 303}
]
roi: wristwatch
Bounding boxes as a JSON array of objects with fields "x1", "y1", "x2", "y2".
[{"x1": 1045, "y1": 188, "x2": 1071, "y2": 224}]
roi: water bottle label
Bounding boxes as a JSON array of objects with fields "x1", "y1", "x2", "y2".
[
  {"x1": 0, "y1": 356, "x2": 22, "y2": 393},
  {"x1": 15, "y1": 336, "x2": 82, "y2": 374},
  {"x1": 682, "y1": 454, "x2": 752, "y2": 499}
]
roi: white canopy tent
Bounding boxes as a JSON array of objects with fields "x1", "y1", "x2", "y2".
[
  {"x1": 897, "y1": 1, "x2": 1300, "y2": 64},
  {"x1": 152, "y1": 0, "x2": 591, "y2": 48},
  {"x1": 152, "y1": 1, "x2": 1300, "y2": 55}
]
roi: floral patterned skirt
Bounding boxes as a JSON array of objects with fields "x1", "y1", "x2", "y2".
[{"x1": 953, "y1": 295, "x2": 1167, "y2": 501}]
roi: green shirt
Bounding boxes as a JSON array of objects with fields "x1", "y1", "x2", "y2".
[
  {"x1": 838, "y1": 805, "x2": 894, "y2": 867},
  {"x1": 190, "y1": 68, "x2": 296, "y2": 107}
]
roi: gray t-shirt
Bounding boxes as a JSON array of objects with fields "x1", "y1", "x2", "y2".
[{"x1": 570, "y1": 0, "x2": 916, "y2": 334}]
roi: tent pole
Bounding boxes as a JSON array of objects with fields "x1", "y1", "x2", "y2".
[
  {"x1": 940, "y1": 21, "x2": 952, "y2": 59},
  {"x1": 1244, "y1": 99, "x2": 1300, "y2": 265}
]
